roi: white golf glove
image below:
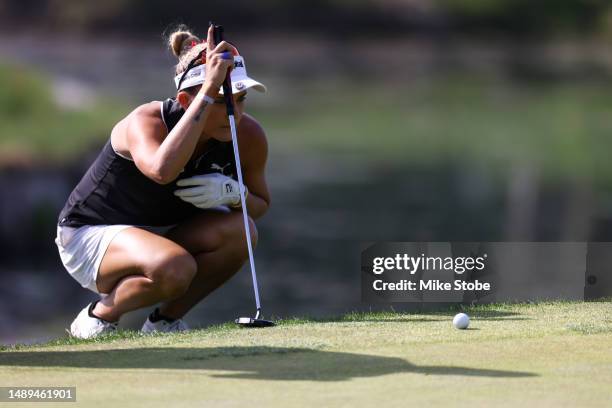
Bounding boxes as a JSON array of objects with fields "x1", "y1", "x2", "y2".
[{"x1": 174, "y1": 173, "x2": 247, "y2": 209}]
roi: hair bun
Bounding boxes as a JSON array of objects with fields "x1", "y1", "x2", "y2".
[{"x1": 169, "y1": 29, "x2": 200, "y2": 58}]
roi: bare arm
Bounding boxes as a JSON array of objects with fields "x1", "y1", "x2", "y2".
[
  {"x1": 233, "y1": 114, "x2": 271, "y2": 219},
  {"x1": 126, "y1": 95, "x2": 215, "y2": 184},
  {"x1": 125, "y1": 25, "x2": 238, "y2": 184}
]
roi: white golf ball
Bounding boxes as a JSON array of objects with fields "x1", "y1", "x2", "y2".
[{"x1": 453, "y1": 313, "x2": 470, "y2": 329}]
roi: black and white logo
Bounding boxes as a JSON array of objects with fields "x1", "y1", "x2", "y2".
[
  {"x1": 211, "y1": 163, "x2": 231, "y2": 175},
  {"x1": 187, "y1": 69, "x2": 201, "y2": 79}
]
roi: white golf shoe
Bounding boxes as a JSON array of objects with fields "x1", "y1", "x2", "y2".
[
  {"x1": 141, "y1": 308, "x2": 189, "y2": 333},
  {"x1": 69, "y1": 302, "x2": 118, "y2": 339}
]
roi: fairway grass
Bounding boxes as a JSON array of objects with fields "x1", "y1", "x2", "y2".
[{"x1": 1, "y1": 301, "x2": 611, "y2": 407}]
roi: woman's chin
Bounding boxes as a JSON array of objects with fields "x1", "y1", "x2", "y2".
[{"x1": 211, "y1": 129, "x2": 233, "y2": 142}]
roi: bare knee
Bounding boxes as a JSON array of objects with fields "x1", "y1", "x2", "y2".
[
  {"x1": 247, "y1": 217, "x2": 258, "y2": 248},
  {"x1": 224, "y1": 215, "x2": 258, "y2": 257},
  {"x1": 145, "y1": 249, "x2": 197, "y2": 298}
]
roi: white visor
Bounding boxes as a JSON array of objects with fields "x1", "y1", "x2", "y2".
[{"x1": 174, "y1": 55, "x2": 267, "y2": 94}]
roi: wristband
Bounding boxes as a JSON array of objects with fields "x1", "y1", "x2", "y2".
[
  {"x1": 193, "y1": 93, "x2": 214, "y2": 122},
  {"x1": 197, "y1": 93, "x2": 215, "y2": 105}
]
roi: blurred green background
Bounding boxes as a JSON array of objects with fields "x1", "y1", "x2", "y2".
[{"x1": 1, "y1": 0, "x2": 612, "y2": 344}]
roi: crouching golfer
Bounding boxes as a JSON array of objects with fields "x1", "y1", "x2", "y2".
[{"x1": 54, "y1": 25, "x2": 270, "y2": 339}]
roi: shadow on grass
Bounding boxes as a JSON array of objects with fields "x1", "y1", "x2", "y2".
[{"x1": 0, "y1": 347, "x2": 536, "y2": 381}]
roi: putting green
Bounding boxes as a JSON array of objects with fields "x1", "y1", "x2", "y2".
[{"x1": 1, "y1": 301, "x2": 611, "y2": 407}]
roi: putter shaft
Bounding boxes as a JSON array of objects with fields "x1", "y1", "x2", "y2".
[{"x1": 228, "y1": 114, "x2": 262, "y2": 311}]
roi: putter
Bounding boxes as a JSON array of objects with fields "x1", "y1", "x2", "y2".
[{"x1": 211, "y1": 22, "x2": 275, "y2": 328}]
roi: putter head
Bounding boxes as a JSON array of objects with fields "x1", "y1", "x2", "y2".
[{"x1": 235, "y1": 316, "x2": 275, "y2": 328}]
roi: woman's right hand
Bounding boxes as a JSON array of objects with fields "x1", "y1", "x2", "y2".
[{"x1": 202, "y1": 25, "x2": 238, "y2": 96}]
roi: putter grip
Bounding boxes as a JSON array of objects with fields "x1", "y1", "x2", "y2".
[{"x1": 211, "y1": 23, "x2": 234, "y2": 115}]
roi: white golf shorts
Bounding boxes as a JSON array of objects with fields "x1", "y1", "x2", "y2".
[{"x1": 54, "y1": 223, "x2": 176, "y2": 295}]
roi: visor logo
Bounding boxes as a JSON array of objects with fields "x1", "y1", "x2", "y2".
[
  {"x1": 187, "y1": 69, "x2": 201, "y2": 79},
  {"x1": 235, "y1": 82, "x2": 245, "y2": 90}
]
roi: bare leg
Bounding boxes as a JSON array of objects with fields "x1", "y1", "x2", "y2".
[
  {"x1": 91, "y1": 227, "x2": 197, "y2": 322},
  {"x1": 158, "y1": 210, "x2": 258, "y2": 319},
  {"x1": 158, "y1": 243, "x2": 248, "y2": 319},
  {"x1": 93, "y1": 276, "x2": 161, "y2": 322}
]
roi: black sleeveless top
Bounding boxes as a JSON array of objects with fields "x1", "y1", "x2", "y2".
[{"x1": 57, "y1": 98, "x2": 237, "y2": 227}]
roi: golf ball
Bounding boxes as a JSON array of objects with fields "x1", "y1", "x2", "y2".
[{"x1": 453, "y1": 313, "x2": 470, "y2": 329}]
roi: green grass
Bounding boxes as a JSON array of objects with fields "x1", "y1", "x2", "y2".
[
  {"x1": 0, "y1": 64, "x2": 125, "y2": 161},
  {"x1": 253, "y1": 77, "x2": 612, "y2": 183},
  {"x1": 5, "y1": 63, "x2": 612, "y2": 185},
  {"x1": 1, "y1": 300, "x2": 611, "y2": 407}
]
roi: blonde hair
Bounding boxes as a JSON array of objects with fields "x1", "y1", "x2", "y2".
[{"x1": 167, "y1": 25, "x2": 207, "y2": 76}]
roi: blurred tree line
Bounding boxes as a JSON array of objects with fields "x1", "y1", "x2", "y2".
[{"x1": 1, "y1": 0, "x2": 611, "y2": 38}]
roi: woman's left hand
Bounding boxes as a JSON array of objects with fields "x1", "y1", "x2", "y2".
[{"x1": 174, "y1": 173, "x2": 246, "y2": 209}]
